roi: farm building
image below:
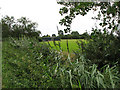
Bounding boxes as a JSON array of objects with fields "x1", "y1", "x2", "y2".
[{"x1": 42, "y1": 37, "x2": 60, "y2": 41}]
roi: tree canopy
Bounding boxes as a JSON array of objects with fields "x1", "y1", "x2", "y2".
[
  {"x1": 58, "y1": 1, "x2": 120, "y2": 36},
  {"x1": 1, "y1": 15, "x2": 41, "y2": 38}
]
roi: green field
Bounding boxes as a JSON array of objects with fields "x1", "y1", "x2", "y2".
[{"x1": 44, "y1": 39, "x2": 86, "y2": 52}]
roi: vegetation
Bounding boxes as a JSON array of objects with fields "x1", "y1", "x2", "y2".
[
  {"x1": 57, "y1": 31, "x2": 90, "y2": 39},
  {"x1": 45, "y1": 39, "x2": 86, "y2": 52},
  {"x1": 1, "y1": 1, "x2": 120, "y2": 89},
  {"x1": 2, "y1": 16, "x2": 41, "y2": 39},
  {"x1": 42, "y1": 31, "x2": 90, "y2": 40},
  {"x1": 2, "y1": 37, "x2": 120, "y2": 88},
  {"x1": 58, "y1": 1, "x2": 120, "y2": 34}
]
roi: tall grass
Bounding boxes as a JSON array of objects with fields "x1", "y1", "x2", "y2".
[{"x1": 2, "y1": 37, "x2": 120, "y2": 88}]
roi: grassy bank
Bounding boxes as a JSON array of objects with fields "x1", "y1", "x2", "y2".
[{"x1": 2, "y1": 37, "x2": 120, "y2": 88}]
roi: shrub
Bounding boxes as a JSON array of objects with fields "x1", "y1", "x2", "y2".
[{"x1": 76, "y1": 29, "x2": 120, "y2": 68}]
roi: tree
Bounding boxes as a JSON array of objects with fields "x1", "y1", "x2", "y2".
[
  {"x1": 58, "y1": 2, "x2": 95, "y2": 33},
  {"x1": 58, "y1": 30, "x2": 64, "y2": 36},
  {"x1": 1, "y1": 15, "x2": 15, "y2": 38},
  {"x1": 43, "y1": 34, "x2": 50, "y2": 37},
  {"x1": 1, "y1": 15, "x2": 40, "y2": 38},
  {"x1": 58, "y1": 1, "x2": 120, "y2": 35},
  {"x1": 71, "y1": 31, "x2": 79, "y2": 36},
  {"x1": 52, "y1": 34, "x2": 56, "y2": 37},
  {"x1": 58, "y1": 30, "x2": 64, "y2": 38},
  {"x1": 37, "y1": 31, "x2": 41, "y2": 37},
  {"x1": 71, "y1": 31, "x2": 80, "y2": 39},
  {"x1": 17, "y1": 17, "x2": 38, "y2": 36},
  {"x1": 81, "y1": 32, "x2": 90, "y2": 39}
]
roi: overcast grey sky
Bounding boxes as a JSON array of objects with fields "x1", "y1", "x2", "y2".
[{"x1": 0, "y1": 0, "x2": 100, "y2": 36}]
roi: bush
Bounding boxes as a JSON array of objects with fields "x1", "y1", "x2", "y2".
[{"x1": 76, "y1": 29, "x2": 120, "y2": 68}]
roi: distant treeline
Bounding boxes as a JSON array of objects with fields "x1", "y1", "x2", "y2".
[
  {"x1": 58, "y1": 32, "x2": 90, "y2": 39},
  {"x1": 42, "y1": 31, "x2": 90, "y2": 40}
]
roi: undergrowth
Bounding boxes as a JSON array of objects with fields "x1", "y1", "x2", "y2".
[{"x1": 2, "y1": 37, "x2": 120, "y2": 88}]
